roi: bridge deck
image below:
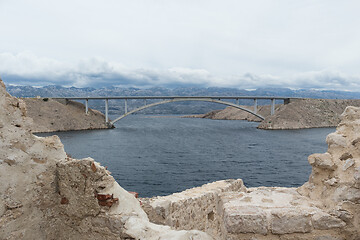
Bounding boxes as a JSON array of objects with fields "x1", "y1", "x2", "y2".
[{"x1": 52, "y1": 96, "x2": 299, "y2": 100}]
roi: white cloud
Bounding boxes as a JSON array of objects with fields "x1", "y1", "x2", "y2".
[{"x1": 1, "y1": 52, "x2": 360, "y2": 91}]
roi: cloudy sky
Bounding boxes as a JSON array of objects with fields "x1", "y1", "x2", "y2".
[{"x1": 1, "y1": 0, "x2": 360, "y2": 90}]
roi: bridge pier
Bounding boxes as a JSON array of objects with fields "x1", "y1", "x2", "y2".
[
  {"x1": 254, "y1": 99, "x2": 258, "y2": 114},
  {"x1": 271, "y1": 99, "x2": 275, "y2": 115},
  {"x1": 105, "y1": 99, "x2": 109, "y2": 123},
  {"x1": 85, "y1": 99, "x2": 88, "y2": 114},
  {"x1": 125, "y1": 99, "x2": 128, "y2": 114}
]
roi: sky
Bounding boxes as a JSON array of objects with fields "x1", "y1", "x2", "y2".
[{"x1": 1, "y1": 0, "x2": 360, "y2": 90}]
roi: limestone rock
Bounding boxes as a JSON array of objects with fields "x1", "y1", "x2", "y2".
[
  {"x1": 308, "y1": 153, "x2": 336, "y2": 170},
  {"x1": 271, "y1": 209, "x2": 312, "y2": 234},
  {"x1": 141, "y1": 179, "x2": 245, "y2": 238},
  {"x1": 342, "y1": 158, "x2": 355, "y2": 171},
  {"x1": 223, "y1": 206, "x2": 267, "y2": 235},
  {"x1": 354, "y1": 167, "x2": 360, "y2": 183},
  {"x1": 0, "y1": 198, "x2": 5, "y2": 217},
  {"x1": 326, "y1": 132, "x2": 347, "y2": 150},
  {"x1": 312, "y1": 212, "x2": 346, "y2": 230}
]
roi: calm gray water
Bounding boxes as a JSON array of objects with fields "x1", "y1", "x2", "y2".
[{"x1": 38, "y1": 115, "x2": 335, "y2": 197}]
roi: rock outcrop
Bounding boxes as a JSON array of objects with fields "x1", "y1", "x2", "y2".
[
  {"x1": 0, "y1": 78, "x2": 212, "y2": 239},
  {"x1": 23, "y1": 98, "x2": 111, "y2": 133}
]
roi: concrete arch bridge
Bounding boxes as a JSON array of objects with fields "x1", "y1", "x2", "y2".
[{"x1": 52, "y1": 96, "x2": 294, "y2": 125}]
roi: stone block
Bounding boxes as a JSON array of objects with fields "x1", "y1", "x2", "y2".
[
  {"x1": 312, "y1": 212, "x2": 346, "y2": 230},
  {"x1": 223, "y1": 206, "x2": 267, "y2": 235},
  {"x1": 271, "y1": 209, "x2": 312, "y2": 234}
]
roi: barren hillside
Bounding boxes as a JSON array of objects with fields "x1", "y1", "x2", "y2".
[
  {"x1": 188, "y1": 99, "x2": 360, "y2": 129},
  {"x1": 23, "y1": 98, "x2": 112, "y2": 133},
  {"x1": 259, "y1": 99, "x2": 360, "y2": 129}
]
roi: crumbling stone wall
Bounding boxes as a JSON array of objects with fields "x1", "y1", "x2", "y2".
[
  {"x1": 141, "y1": 179, "x2": 246, "y2": 237},
  {"x1": 298, "y1": 106, "x2": 360, "y2": 238}
]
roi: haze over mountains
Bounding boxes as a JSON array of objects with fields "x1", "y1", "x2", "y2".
[{"x1": 6, "y1": 84, "x2": 360, "y2": 115}]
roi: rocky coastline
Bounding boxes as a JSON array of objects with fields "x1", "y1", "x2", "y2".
[
  {"x1": 186, "y1": 99, "x2": 360, "y2": 130},
  {"x1": 1, "y1": 77, "x2": 360, "y2": 239}
]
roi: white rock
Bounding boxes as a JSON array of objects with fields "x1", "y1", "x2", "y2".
[
  {"x1": 224, "y1": 206, "x2": 267, "y2": 235},
  {"x1": 326, "y1": 132, "x2": 347, "y2": 148},
  {"x1": 312, "y1": 211, "x2": 346, "y2": 229},
  {"x1": 342, "y1": 159, "x2": 355, "y2": 171},
  {"x1": 324, "y1": 178, "x2": 338, "y2": 186},
  {"x1": 271, "y1": 209, "x2": 312, "y2": 234},
  {"x1": 308, "y1": 153, "x2": 336, "y2": 170}
]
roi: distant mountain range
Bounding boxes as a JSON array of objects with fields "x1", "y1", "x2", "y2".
[{"x1": 6, "y1": 84, "x2": 360, "y2": 115}]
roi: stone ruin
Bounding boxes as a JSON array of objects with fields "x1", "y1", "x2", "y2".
[{"x1": 0, "y1": 77, "x2": 359, "y2": 239}]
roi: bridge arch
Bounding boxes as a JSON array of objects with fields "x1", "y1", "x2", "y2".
[{"x1": 110, "y1": 98, "x2": 264, "y2": 124}]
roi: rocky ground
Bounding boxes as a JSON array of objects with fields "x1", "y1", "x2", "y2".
[
  {"x1": 1, "y1": 75, "x2": 360, "y2": 240},
  {"x1": 23, "y1": 98, "x2": 112, "y2": 133},
  {"x1": 187, "y1": 99, "x2": 360, "y2": 129}
]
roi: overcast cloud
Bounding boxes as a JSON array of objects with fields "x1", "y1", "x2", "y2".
[{"x1": 1, "y1": 0, "x2": 360, "y2": 90}]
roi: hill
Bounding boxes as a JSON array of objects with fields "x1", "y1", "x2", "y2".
[
  {"x1": 193, "y1": 99, "x2": 360, "y2": 129},
  {"x1": 23, "y1": 98, "x2": 111, "y2": 133}
]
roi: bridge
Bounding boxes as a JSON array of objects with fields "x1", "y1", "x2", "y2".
[
  {"x1": 51, "y1": 96, "x2": 296, "y2": 125},
  {"x1": 53, "y1": 96, "x2": 294, "y2": 125}
]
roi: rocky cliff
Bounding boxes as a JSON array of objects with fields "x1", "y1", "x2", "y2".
[
  {"x1": 23, "y1": 98, "x2": 111, "y2": 133},
  {"x1": 0, "y1": 78, "x2": 211, "y2": 239}
]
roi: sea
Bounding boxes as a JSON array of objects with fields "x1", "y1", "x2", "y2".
[{"x1": 37, "y1": 115, "x2": 335, "y2": 198}]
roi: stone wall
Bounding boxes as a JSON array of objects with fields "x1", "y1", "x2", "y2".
[{"x1": 141, "y1": 179, "x2": 246, "y2": 237}]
